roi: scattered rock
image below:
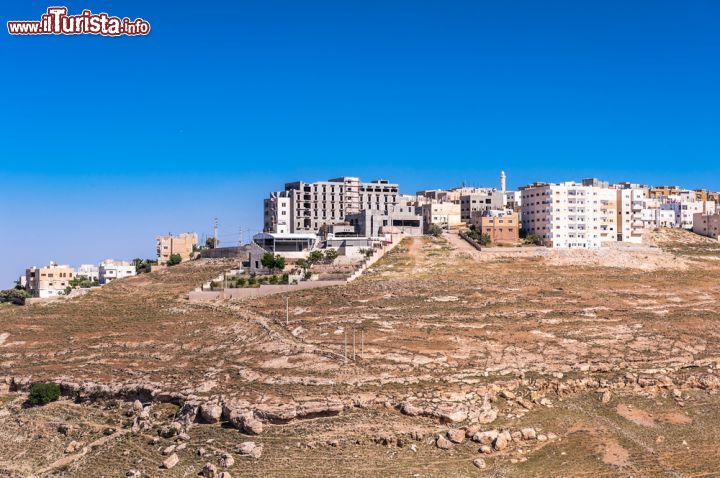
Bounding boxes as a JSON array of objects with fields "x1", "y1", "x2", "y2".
[
  {"x1": 162, "y1": 444, "x2": 176, "y2": 456},
  {"x1": 236, "y1": 441, "x2": 263, "y2": 459},
  {"x1": 126, "y1": 470, "x2": 141, "y2": 478},
  {"x1": 537, "y1": 434, "x2": 548, "y2": 442},
  {"x1": 200, "y1": 402, "x2": 223, "y2": 424},
  {"x1": 447, "y1": 429, "x2": 465, "y2": 444},
  {"x1": 65, "y1": 441, "x2": 82, "y2": 454},
  {"x1": 520, "y1": 427, "x2": 536, "y2": 440},
  {"x1": 601, "y1": 390, "x2": 612, "y2": 404},
  {"x1": 473, "y1": 458, "x2": 487, "y2": 469},
  {"x1": 162, "y1": 453, "x2": 179, "y2": 469},
  {"x1": 201, "y1": 463, "x2": 218, "y2": 478},
  {"x1": 473, "y1": 430, "x2": 499, "y2": 445},
  {"x1": 493, "y1": 431, "x2": 511, "y2": 451},
  {"x1": 480, "y1": 445, "x2": 493, "y2": 454},
  {"x1": 219, "y1": 452, "x2": 235, "y2": 468},
  {"x1": 436, "y1": 435, "x2": 452, "y2": 450},
  {"x1": 133, "y1": 400, "x2": 143, "y2": 413}
]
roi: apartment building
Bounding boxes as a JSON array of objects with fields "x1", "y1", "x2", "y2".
[
  {"x1": 469, "y1": 209, "x2": 519, "y2": 244},
  {"x1": 264, "y1": 177, "x2": 400, "y2": 234},
  {"x1": 76, "y1": 264, "x2": 100, "y2": 282},
  {"x1": 421, "y1": 202, "x2": 463, "y2": 231},
  {"x1": 99, "y1": 260, "x2": 136, "y2": 284},
  {"x1": 662, "y1": 199, "x2": 715, "y2": 229},
  {"x1": 615, "y1": 187, "x2": 647, "y2": 243},
  {"x1": 25, "y1": 262, "x2": 75, "y2": 298},
  {"x1": 692, "y1": 212, "x2": 720, "y2": 240},
  {"x1": 520, "y1": 182, "x2": 606, "y2": 248},
  {"x1": 156, "y1": 232, "x2": 198, "y2": 265},
  {"x1": 459, "y1": 189, "x2": 506, "y2": 222}
]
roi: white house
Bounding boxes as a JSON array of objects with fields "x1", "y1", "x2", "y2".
[{"x1": 99, "y1": 260, "x2": 136, "y2": 284}]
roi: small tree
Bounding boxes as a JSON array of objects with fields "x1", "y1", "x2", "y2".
[
  {"x1": 27, "y1": 382, "x2": 61, "y2": 406},
  {"x1": 478, "y1": 233, "x2": 492, "y2": 246},
  {"x1": 524, "y1": 234, "x2": 541, "y2": 246},
  {"x1": 307, "y1": 250, "x2": 324, "y2": 265},
  {"x1": 166, "y1": 254, "x2": 182, "y2": 266},
  {"x1": 205, "y1": 237, "x2": 218, "y2": 249},
  {"x1": 261, "y1": 253, "x2": 286, "y2": 272},
  {"x1": 0, "y1": 288, "x2": 30, "y2": 305},
  {"x1": 427, "y1": 224, "x2": 443, "y2": 237},
  {"x1": 324, "y1": 249, "x2": 338, "y2": 263}
]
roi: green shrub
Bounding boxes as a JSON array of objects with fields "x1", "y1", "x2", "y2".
[
  {"x1": 28, "y1": 382, "x2": 61, "y2": 406},
  {"x1": 166, "y1": 254, "x2": 182, "y2": 266},
  {"x1": 237, "y1": 277, "x2": 247, "y2": 287},
  {"x1": 269, "y1": 275, "x2": 278, "y2": 284},
  {"x1": 281, "y1": 274, "x2": 289, "y2": 284}
]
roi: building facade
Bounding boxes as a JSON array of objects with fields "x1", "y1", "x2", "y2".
[
  {"x1": 263, "y1": 177, "x2": 400, "y2": 234},
  {"x1": 520, "y1": 182, "x2": 605, "y2": 248},
  {"x1": 99, "y1": 260, "x2": 136, "y2": 284},
  {"x1": 692, "y1": 212, "x2": 720, "y2": 240},
  {"x1": 76, "y1": 264, "x2": 100, "y2": 282},
  {"x1": 421, "y1": 202, "x2": 463, "y2": 231},
  {"x1": 25, "y1": 262, "x2": 75, "y2": 298},
  {"x1": 469, "y1": 209, "x2": 519, "y2": 244},
  {"x1": 459, "y1": 189, "x2": 506, "y2": 222},
  {"x1": 156, "y1": 232, "x2": 198, "y2": 265},
  {"x1": 346, "y1": 204, "x2": 423, "y2": 238}
]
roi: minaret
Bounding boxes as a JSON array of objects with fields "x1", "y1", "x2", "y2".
[{"x1": 500, "y1": 170, "x2": 506, "y2": 192}]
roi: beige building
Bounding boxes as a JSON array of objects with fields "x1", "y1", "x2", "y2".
[
  {"x1": 469, "y1": 209, "x2": 519, "y2": 244},
  {"x1": 26, "y1": 262, "x2": 75, "y2": 298},
  {"x1": 156, "y1": 232, "x2": 198, "y2": 265},
  {"x1": 693, "y1": 212, "x2": 720, "y2": 240},
  {"x1": 421, "y1": 202, "x2": 463, "y2": 231}
]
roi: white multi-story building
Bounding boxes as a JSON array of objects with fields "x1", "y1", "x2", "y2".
[
  {"x1": 264, "y1": 177, "x2": 400, "y2": 234},
  {"x1": 520, "y1": 182, "x2": 608, "y2": 248},
  {"x1": 421, "y1": 201, "x2": 463, "y2": 231},
  {"x1": 76, "y1": 264, "x2": 100, "y2": 282},
  {"x1": 615, "y1": 187, "x2": 648, "y2": 243},
  {"x1": 99, "y1": 260, "x2": 136, "y2": 284}
]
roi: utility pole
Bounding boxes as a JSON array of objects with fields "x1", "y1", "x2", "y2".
[
  {"x1": 213, "y1": 218, "x2": 219, "y2": 248},
  {"x1": 361, "y1": 330, "x2": 364, "y2": 359},
  {"x1": 239, "y1": 227, "x2": 243, "y2": 246}
]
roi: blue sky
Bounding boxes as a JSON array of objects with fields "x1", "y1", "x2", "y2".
[{"x1": 2, "y1": 0, "x2": 720, "y2": 287}]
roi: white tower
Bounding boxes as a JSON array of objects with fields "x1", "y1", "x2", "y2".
[{"x1": 500, "y1": 170, "x2": 506, "y2": 192}]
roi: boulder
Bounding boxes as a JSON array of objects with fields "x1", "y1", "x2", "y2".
[
  {"x1": 435, "y1": 436, "x2": 452, "y2": 450},
  {"x1": 201, "y1": 463, "x2": 218, "y2": 478},
  {"x1": 162, "y1": 445, "x2": 176, "y2": 455},
  {"x1": 447, "y1": 429, "x2": 465, "y2": 444},
  {"x1": 472, "y1": 430, "x2": 499, "y2": 445},
  {"x1": 162, "y1": 453, "x2": 179, "y2": 469},
  {"x1": 520, "y1": 427, "x2": 536, "y2": 440},
  {"x1": 493, "y1": 430, "x2": 511, "y2": 451},
  {"x1": 219, "y1": 452, "x2": 235, "y2": 468},
  {"x1": 236, "y1": 441, "x2": 263, "y2": 459},
  {"x1": 473, "y1": 458, "x2": 487, "y2": 469},
  {"x1": 601, "y1": 390, "x2": 612, "y2": 404},
  {"x1": 200, "y1": 403, "x2": 223, "y2": 424}
]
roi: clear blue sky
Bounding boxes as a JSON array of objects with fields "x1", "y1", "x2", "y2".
[{"x1": 2, "y1": 0, "x2": 720, "y2": 287}]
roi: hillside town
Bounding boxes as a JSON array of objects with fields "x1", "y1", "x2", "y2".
[{"x1": 10, "y1": 172, "x2": 720, "y2": 302}]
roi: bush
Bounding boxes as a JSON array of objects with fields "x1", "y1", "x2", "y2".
[
  {"x1": 0, "y1": 288, "x2": 31, "y2": 305},
  {"x1": 307, "y1": 250, "x2": 324, "y2": 264},
  {"x1": 237, "y1": 277, "x2": 247, "y2": 287},
  {"x1": 28, "y1": 382, "x2": 61, "y2": 406},
  {"x1": 427, "y1": 224, "x2": 444, "y2": 237},
  {"x1": 261, "y1": 253, "x2": 286, "y2": 272},
  {"x1": 281, "y1": 274, "x2": 289, "y2": 284},
  {"x1": 248, "y1": 277, "x2": 257, "y2": 286},
  {"x1": 524, "y1": 234, "x2": 542, "y2": 246},
  {"x1": 269, "y1": 275, "x2": 279, "y2": 284},
  {"x1": 166, "y1": 254, "x2": 182, "y2": 266},
  {"x1": 324, "y1": 249, "x2": 338, "y2": 262}
]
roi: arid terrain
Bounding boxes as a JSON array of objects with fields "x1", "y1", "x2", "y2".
[{"x1": 2, "y1": 229, "x2": 720, "y2": 477}]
